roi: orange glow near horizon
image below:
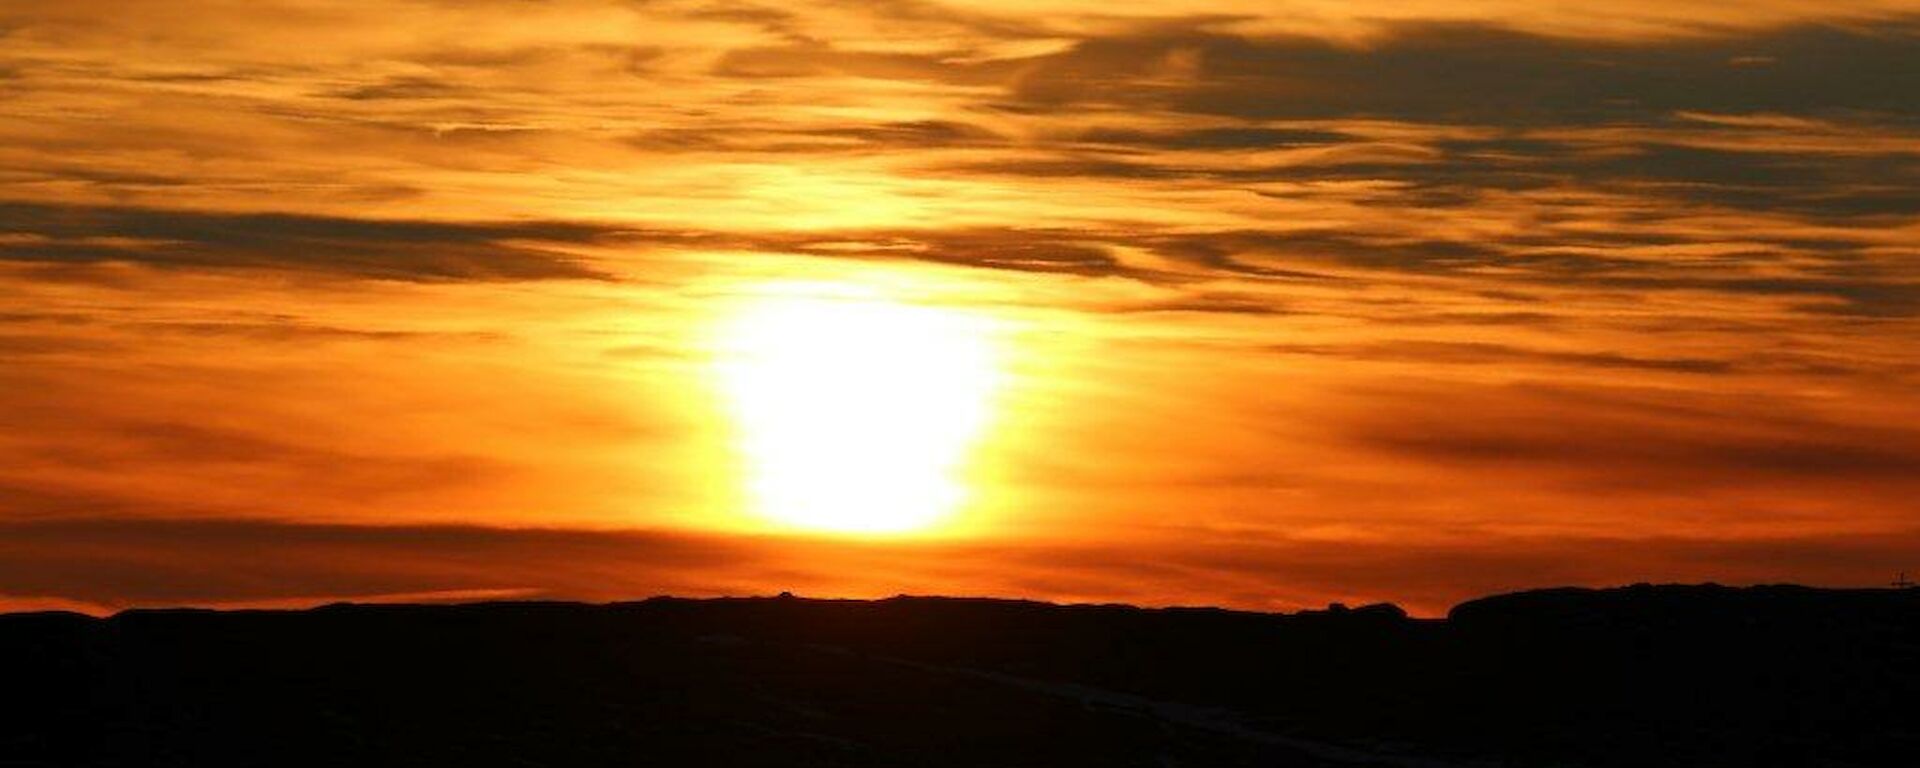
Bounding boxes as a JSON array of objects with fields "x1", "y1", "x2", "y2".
[{"x1": 712, "y1": 282, "x2": 1005, "y2": 535}]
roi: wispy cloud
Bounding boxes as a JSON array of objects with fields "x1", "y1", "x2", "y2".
[{"x1": 0, "y1": 202, "x2": 614, "y2": 281}]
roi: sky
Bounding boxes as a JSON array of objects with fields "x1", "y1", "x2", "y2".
[{"x1": 2, "y1": 0, "x2": 1918, "y2": 616}]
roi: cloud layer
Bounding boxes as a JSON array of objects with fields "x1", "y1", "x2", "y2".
[{"x1": 1, "y1": 1, "x2": 1916, "y2": 612}]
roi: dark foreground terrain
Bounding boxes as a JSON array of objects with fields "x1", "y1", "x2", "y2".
[{"x1": 3, "y1": 584, "x2": 1916, "y2": 767}]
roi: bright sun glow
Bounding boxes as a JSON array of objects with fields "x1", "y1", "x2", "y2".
[{"x1": 714, "y1": 282, "x2": 1002, "y2": 534}]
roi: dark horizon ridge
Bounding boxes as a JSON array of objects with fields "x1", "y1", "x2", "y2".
[{"x1": 7, "y1": 582, "x2": 1917, "y2": 767}]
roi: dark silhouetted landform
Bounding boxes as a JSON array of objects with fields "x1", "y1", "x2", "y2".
[{"x1": 4, "y1": 584, "x2": 1916, "y2": 767}]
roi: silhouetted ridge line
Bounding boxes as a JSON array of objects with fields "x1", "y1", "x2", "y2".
[{"x1": 4, "y1": 585, "x2": 1915, "y2": 767}]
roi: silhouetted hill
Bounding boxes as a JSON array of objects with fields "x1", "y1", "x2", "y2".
[{"x1": 3, "y1": 585, "x2": 1916, "y2": 767}]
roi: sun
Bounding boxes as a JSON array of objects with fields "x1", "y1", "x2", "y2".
[{"x1": 712, "y1": 282, "x2": 1003, "y2": 534}]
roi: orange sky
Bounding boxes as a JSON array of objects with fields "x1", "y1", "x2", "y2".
[{"x1": 2, "y1": 0, "x2": 1918, "y2": 616}]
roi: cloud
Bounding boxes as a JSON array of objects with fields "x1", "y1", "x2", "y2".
[
  {"x1": 0, "y1": 202, "x2": 615, "y2": 281},
  {"x1": 1269, "y1": 340, "x2": 1735, "y2": 374},
  {"x1": 1007, "y1": 20, "x2": 1920, "y2": 123},
  {"x1": 0, "y1": 415, "x2": 500, "y2": 514},
  {"x1": 1334, "y1": 382, "x2": 1920, "y2": 491},
  {"x1": 1082, "y1": 125, "x2": 1350, "y2": 149}
]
